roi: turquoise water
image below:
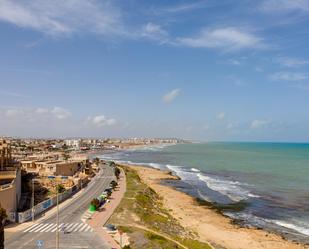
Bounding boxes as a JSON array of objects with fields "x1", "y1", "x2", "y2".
[
  {"x1": 166, "y1": 142, "x2": 309, "y2": 195},
  {"x1": 99, "y1": 142, "x2": 309, "y2": 241}
]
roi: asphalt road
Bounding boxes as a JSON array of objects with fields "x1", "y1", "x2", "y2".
[{"x1": 5, "y1": 164, "x2": 116, "y2": 249}]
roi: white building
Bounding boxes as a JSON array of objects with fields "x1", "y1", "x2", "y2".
[{"x1": 64, "y1": 139, "x2": 81, "y2": 150}]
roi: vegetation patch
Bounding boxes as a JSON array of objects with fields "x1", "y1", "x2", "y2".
[{"x1": 109, "y1": 166, "x2": 212, "y2": 249}]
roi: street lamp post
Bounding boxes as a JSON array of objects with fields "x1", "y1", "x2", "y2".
[
  {"x1": 31, "y1": 179, "x2": 34, "y2": 221},
  {"x1": 48, "y1": 175, "x2": 59, "y2": 249},
  {"x1": 56, "y1": 184, "x2": 59, "y2": 249}
]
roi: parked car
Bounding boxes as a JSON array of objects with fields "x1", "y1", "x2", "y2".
[
  {"x1": 104, "y1": 187, "x2": 113, "y2": 196},
  {"x1": 103, "y1": 224, "x2": 117, "y2": 234},
  {"x1": 110, "y1": 180, "x2": 118, "y2": 189}
]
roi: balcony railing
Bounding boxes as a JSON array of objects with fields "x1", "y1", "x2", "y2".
[
  {"x1": 0, "y1": 170, "x2": 16, "y2": 179},
  {"x1": 0, "y1": 183, "x2": 13, "y2": 191}
]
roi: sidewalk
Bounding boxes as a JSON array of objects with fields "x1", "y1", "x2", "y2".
[{"x1": 88, "y1": 169, "x2": 126, "y2": 249}]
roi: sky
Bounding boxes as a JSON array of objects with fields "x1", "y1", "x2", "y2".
[{"x1": 1, "y1": 0, "x2": 309, "y2": 141}]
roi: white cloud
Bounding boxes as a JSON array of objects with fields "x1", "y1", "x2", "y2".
[
  {"x1": 140, "y1": 22, "x2": 168, "y2": 43},
  {"x1": 156, "y1": 1, "x2": 208, "y2": 14},
  {"x1": 270, "y1": 71, "x2": 309, "y2": 81},
  {"x1": 276, "y1": 56, "x2": 309, "y2": 67},
  {"x1": 177, "y1": 27, "x2": 264, "y2": 51},
  {"x1": 217, "y1": 112, "x2": 226, "y2": 120},
  {"x1": 162, "y1": 89, "x2": 181, "y2": 103},
  {"x1": 87, "y1": 115, "x2": 117, "y2": 127},
  {"x1": 0, "y1": 106, "x2": 122, "y2": 137},
  {"x1": 35, "y1": 108, "x2": 49, "y2": 114},
  {"x1": 260, "y1": 0, "x2": 309, "y2": 13},
  {"x1": 227, "y1": 59, "x2": 242, "y2": 66},
  {"x1": 1, "y1": 106, "x2": 71, "y2": 121},
  {"x1": 51, "y1": 107, "x2": 71, "y2": 120},
  {"x1": 0, "y1": 0, "x2": 123, "y2": 37},
  {"x1": 251, "y1": 119, "x2": 269, "y2": 129},
  {"x1": 0, "y1": 1, "x2": 271, "y2": 52},
  {"x1": 5, "y1": 109, "x2": 23, "y2": 117}
]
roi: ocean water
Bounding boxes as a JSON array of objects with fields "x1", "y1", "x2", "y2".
[{"x1": 98, "y1": 142, "x2": 309, "y2": 242}]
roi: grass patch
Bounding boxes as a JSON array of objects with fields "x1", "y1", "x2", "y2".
[
  {"x1": 181, "y1": 239, "x2": 212, "y2": 249},
  {"x1": 119, "y1": 226, "x2": 182, "y2": 249},
  {"x1": 108, "y1": 166, "x2": 212, "y2": 249},
  {"x1": 145, "y1": 232, "x2": 168, "y2": 243}
]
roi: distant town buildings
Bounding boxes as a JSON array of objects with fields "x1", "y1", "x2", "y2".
[
  {"x1": 21, "y1": 160, "x2": 84, "y2": 177},
  {"x1": 0, "y1": 136, "x2": 185, "y2": 218},
  {"x1": 64, "y1": 139, "x2": 81, "y2": 150},
  {"x1": 0, "y1": 139, "x2": 12, "y2": 170}
]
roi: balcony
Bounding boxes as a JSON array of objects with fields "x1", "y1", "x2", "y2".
[{"x1": 0, "y1": 170, "x2": 16, "y2": 180}]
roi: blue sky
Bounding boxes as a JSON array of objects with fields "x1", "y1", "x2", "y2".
[{"x1": 1, "y1": 0, "x2": 309, "y2": 141}]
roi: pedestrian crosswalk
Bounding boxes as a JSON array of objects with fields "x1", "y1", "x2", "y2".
[
  {"x1": 23, "y1": 222, "x2": 94, "y2": 233},
  {"x1": 81, "y1": 210, "x2": 94, "y2": 223}
]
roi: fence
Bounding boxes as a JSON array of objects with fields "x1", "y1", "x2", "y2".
[
  {"x1": 0, "y1": 183, "x2": 12, "y2": 190},
  {"x1": 15, "y1": 184, "x2": 81, "y2": 223}
]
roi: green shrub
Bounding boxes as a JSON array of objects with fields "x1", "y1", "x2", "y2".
[{"x1": 90, "y1": 198, "x2": 100, "y2": 210}]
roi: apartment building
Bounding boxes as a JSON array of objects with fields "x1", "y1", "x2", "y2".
[
  {"x1": 21, "y1": 160, "x2": 83, "y2": 177},
  {"x1": 0, "y1": 139, "x2": 21, "y2": 216}
]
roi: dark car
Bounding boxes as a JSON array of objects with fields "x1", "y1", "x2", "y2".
[{"x1": 103, "y1": 224, "x2": 117, "y2": 234}]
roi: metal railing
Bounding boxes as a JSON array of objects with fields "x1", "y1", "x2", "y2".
[{"x1": 0, "y1": 183, "x2": 12, "y2": 190}]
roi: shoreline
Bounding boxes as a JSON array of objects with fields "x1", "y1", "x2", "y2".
[{"x1": 120, "y1": 164, "x2": 309, "y2": 249}]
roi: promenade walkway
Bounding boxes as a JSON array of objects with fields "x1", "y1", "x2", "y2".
[{"x1": 88, "y1": 169, "x2": 126, "y2": 249}]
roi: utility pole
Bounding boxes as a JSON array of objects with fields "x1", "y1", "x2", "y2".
[
  {"x1": 56, "y1": 183, "x2": 59, "y2": 249},
  {"x1": 48, "y1": 176, "x2": 59, "y2": 249},
  {"x1": 32, "y1": 179, "x2": 35, "y2": 221}
]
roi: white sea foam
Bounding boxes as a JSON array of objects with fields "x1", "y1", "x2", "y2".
[
  {"x1": 226, "y1": 212, "x2": 309, "y2": 237},
  {"x1": 191, "y1": 168, "x2": 200, "y2": 172},
  {"x1": 197, "y1": 189, "x2": 211, "y2": 202},
  {"x1": 271, "y1": 220, "x2": 309, "y2": 236},
  {"x1": 98, "y1": 150, "x2": 309, "y2": 241},
  {"x1": 109, "y1": 160, "x2": 165, "y2": 170},
  {"x1": 126, "y1": 143, "x2": 176, "y2": 152},
  {"x1": 225, "y1": 212, "x2": 269, "y2": 227},
  {"x1": 100, "y1": 154, "x2": 258, "y2": 202},
  {"x1": 98, "y1": 155, "x2": 119, "y2": 160},
  {"x1": 197, "y1": 173, "x2": 258, "y2": 202}
]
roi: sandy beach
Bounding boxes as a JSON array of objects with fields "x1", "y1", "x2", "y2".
[{"x1": 125, "y1": 164, "x2": 309, "y2": 249}]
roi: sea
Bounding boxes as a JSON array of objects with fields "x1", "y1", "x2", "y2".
[{"x1": 96, "y1": 142, "x2": 309, "y2": 243}]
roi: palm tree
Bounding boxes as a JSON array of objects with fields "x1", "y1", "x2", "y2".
[{"x1": 0, "y1": 203, "x2": 7, "y2": 249}]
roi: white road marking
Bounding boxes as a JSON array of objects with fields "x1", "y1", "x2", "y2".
[
  {"x1": 84, "y1": 225, "x2": 91, "y2": 232},
  {"x1": 29, "y1": 223, "x2": 44, "y2": 233},
  {"x1": 74, "y1": 223, "x2": 84, "y2": 232},
  {"x1": 32, "y1": 223, "x2": 49, "y2": 233},
  {"x1": 45, "y1": 224, "x2": 57, "y2": 232},
  {"x1": 51, "y1": 223, "x2": 63, "y2": 232},
  {"x1": 65, "y1": 223, "x2": 75, "y2": 231},
  {"x1": 23, "y1": 223, "x2": 40, "y2": 232},
  {"x1": 40, "y1": 223, "x2": 54, "y2": 232},
  {"x1": 23, "y1": 222, "x2": 94, "y2": 233},
  {"x1": 79, "y1": 223, "x2": 88, "y2": 232},
  {"x1": 68, "y1": 223, "x2": 79, "y2": 232}
]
